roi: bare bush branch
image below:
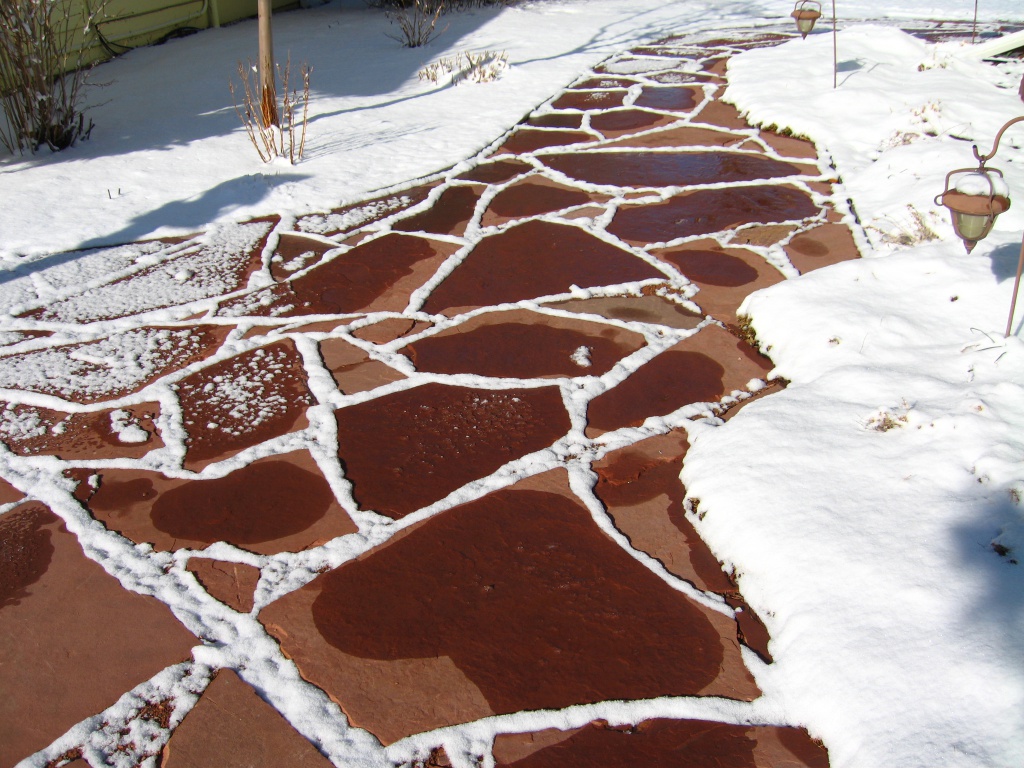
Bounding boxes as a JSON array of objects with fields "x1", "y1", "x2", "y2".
[{"x1": 230, "y1": 54, "x2": 312, "y2": 165}]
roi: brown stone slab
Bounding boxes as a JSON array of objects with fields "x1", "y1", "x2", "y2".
[
  {"x1": 784, "y1": 223, "x2": 861, "y2": 274},
  {"x1": 457, "y1": 159, "x2": 533, "y2": 184},
  {"x1": 593, "y1": 431, "x2": 734, "y2": 595},
  {"x1": 550, "y1": 90, "x2": 627, "y2": 110},
  {"x1": 262, "y1": 478, "x2": 756, "y2": 745},
  {"x1": 703, "y1": 57, "x2": 730, "y2": 76},
  {"x1": 0, "y1": 401, "x2": 162, "y2": 460},
  {"x1": 187, "y1": 559, "x2": 261, "y2": 613},
  {"x1": 482, "y1": 177, "x2": 598, "y2": 227},
  {"x1": 633, "y1": 86, "x2": 701, "y2": 112},
  {"x1": 573, "y1": 77, "x2": 637, "y2": 89},
  {"x1": 601, "y1": 125, "x2": 749, "y2": 150},
  {"x1": 0, "y1": 326, "x2": 229, "y2": 405},
  {"x1": 586, "y1": 324, "x2": 770, "y2": 436},
  {"x1": 269, "y1": 233, "x2": 337, "y2": 282},
  {"x1": 649, "y1": 70, "x2": 716, "y2": 84},
  {"x1": 758, "y1": 130, "x2": 819, "y2": 160},
  {"x1": 162, "y1": 669, "x2": 333, "y2": 768},
  {"x1": 319, "y1": 337, "x2": 406, "y2": 395},
  {"x1": 526, "y1": 113, "x2": 584, "y2": 130},
  {"x1": 421, "y1": 220, "x2": 663, "y2": 316},
  {"x1": 729, "y1": 224, "x2": 797, "y2": 247},
  {"x1": 608, "y1": 185, "x2": 820, "y2": 245},
  {"x1": 393, "y1": 186, "x2": 482, "y2": 237},
  {"x1": 87, "y1": 450, "x2": 356, "y2": 555},
  {"x1": 695, "y1": 99, "x2": 750, "y2": 131},
  {"x1": 350, "y1": 317, "x2": 433, "y2": 344},
  {"x1": 285, "y1": 234, "x2": 459, "y2": 316},
  {"x1": 589, "y1": 110, "x2": 677, "y2": 139},
  {"x1": 495, "y1": 129, "x2": 596, "y2": 156},
  {"x1": 175, "y1": 340, "x2": 313, "y2": 468},
  {"x1": 335, "y1": 383, "x2": 569, "y2": 519},
  {"x1": 0, "y1": 476, "x2": 22, "y2": 505},
  {"x1": 541, "y1": 151, "x2": 809, "y2": 190},
  {"x1": 0, "y1": 503, "x2": 196, "y2": 767},
  {"x1": 493, "y1": 718, "x2": 829, "y2": 767},
  {"x1": 545, "y1": 294, "x2": 703, "y2": 330},
  {"x1": 295, "y1": 185, "x2": 433, "y2": 237},
  {"x1": 654, "y1": 241, "x2": 785, "y2": 327},
  {"x1": 400, "y1": 308, "x2": 646, "y2": 378}
]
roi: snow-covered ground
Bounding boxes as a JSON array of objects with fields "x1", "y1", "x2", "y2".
[{"x1": 2, "y1": 1, "x2": 1024, "y2": 767}]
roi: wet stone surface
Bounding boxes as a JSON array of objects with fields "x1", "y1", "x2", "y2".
[{"x1": 0, "y1": 30, "x2": 859, "y2": 768}]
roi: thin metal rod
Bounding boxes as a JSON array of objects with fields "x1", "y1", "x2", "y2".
[
  {"x1": 974, "y1": 115, "x2": 1024, "y2": 166},
  {"x1": 1005, "y1": 235, "x2": 1024, "y2": 337},
  {"x1": 832, "y1": 0, "x2": 837, "y2": 89},
  {"x1": 972, "y1": 0, "x2": 978, "y2": 45}
]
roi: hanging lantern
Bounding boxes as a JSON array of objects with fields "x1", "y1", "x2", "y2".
[
  {"x1": 791, "y1": 0, "x2": 822, "y2": 38},
  {"x1": 935, "y1": 167, "x2": 1011, "y2": 253}
]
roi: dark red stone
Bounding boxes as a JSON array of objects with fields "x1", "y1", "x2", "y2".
[
  {"x1": 573, "y1": 77, "x2": 637, "y2": 89},
  {"x1": 0, "y1": 402, "x2": 162, "y2": 460},
  {"x1": 609, "y1": 186, "x2": 819, "y2": 243},
  {"x1": 589, "y1": 110, "x2": 674, "y2": 138},
  {"x1": 421, "y1": 220, "x2": 663, "y2": 315},
  {"x1": 310, "y1": 488, "x2": 725, "y2": 712},
  {"x1": 633, "y1": 86, "x2": 700, "y2": 111},
  {"x1": 457, "y1": 159, "x2": 532, "y2": 184},
  {"x1": 335, "y1": 383, "x2": 570, "y2": 519},
  {"x1": 295, "y1": 186, "x2": 433, "y2": 237},
  {"x1": 401, "y1": 310, "x2": 645, "y2": 378},
  {"x1": 270, "y1": 233, "x2": 336, "y2": 282},
  {"x1": 527, "y1": 113, "x2": 584, "y2": 130},
  {"x1": 541, "y1": 152, "x2": 806, "y2": 189},
  {"x1": 497, "y1": 129, "x2": 595, "y2": 155},
  {"x1": 0, "y1": 504, "x2": 54, "y2": 610},
  {"x1": 393, "y1": 185, "x2": 481, "y2": 237},
  {"x1": 175, "y1": 340, "x2": 312, "y2": 467},
  {"x1": 660, "y1": 249, "x2": 760, "y2": 287},
  {"x1": 485, "y1": 178, "x2": 594, "y2": 220},
  {"x1": 551, "y1": 90, "x2": 627, "y2": 110}
]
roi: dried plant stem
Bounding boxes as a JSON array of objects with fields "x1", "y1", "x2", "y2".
[{"x1": 230, "y1": 55, "x2": 311, "y2": 165}]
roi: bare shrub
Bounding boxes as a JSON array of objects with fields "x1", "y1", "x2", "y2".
[
  {"x1": 0, "y1": 0, "x2": 108, "y2": 154},
  {"x1": 384, "y1": 0, "x2": 448, "y2": 48},
  {"x1": 230, "y1": 54, "x2": 312, "y2": 164},
  {"x1": 418, "y1": 50, "x2": 508, "y2": 84}
]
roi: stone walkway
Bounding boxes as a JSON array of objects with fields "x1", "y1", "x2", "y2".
[{"x1": 0, "y1": 30, "x2": 868, "y2": 768}]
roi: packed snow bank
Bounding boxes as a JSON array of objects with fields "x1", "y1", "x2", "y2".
[{"x1": 685, "y1": 25, "x2": 1024, "y2": 768}]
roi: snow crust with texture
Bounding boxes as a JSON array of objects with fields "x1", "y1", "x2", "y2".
[{"x1": 682, "y1": 22, "x2": 1024, "y2": 768}]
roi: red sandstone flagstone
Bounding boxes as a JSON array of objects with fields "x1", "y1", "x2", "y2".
[
  {"x1": 400, "y1": 308, "x2": 647, "y2": 379},
  {"x1": 493, "y1": 718, "x2": 829, "y2": 767},
  {"x1": 784, "y1": 223, "x2": 861, "y2": 273},
  {"x1": 526, "y1": 113, "x2": 585, "y2": 130},
  {"x1": 175, "y1": 340, "x2": 313, "y2": 468},
  {"x1": 609, "y1": 185, "x2": 820, "y2": 245},
  {"x1": 729, "y1": 224, "x2": 797, "y2": 247},
  {"x1": 495, "y1": 128, "x2": 596, "y2": 155},
  {"x1": 456, "y1": 158, "x2": 532, "y2": 184},
  {"x1": 758, "y1": 129, "x2": 820, "y2": 160},
  {"x1": 421, "y1": 220, "x2": 664, "y2": 316},
  {"x1": 86, "y1": 450, "x2": 356, "y2": 555},
  {"x1": 294, "y1": 185, "x2": 433, "y2": 238},
  {"x1": 586, "y1": 324, "x2": 771, "y2": 436},
  {"x1": 319, "y1": 337, "x2": 406, "y2": 394},
  {"x1": 334, "y1": 382, "x2": 569, "y2": 519},
  {"x1": 349, "y1": 316, "x2": 433, "y2": 344},
  {"x1": 544, "y1": 294, "x2": 703, "y2": 330},
  {"x1": 0, "y1": 401, "x2": 162, "y2": 460},
  {"x1": 550, "y1": 90, "x2": 627, "y2": 111},
  {"x1": 269, "y1": 233, "x2": 337, "y2": 282},
  {"x1": 0, "y1": 476, "x2": 22, "y2": 504},
  {"x1": 588, "y1": 109, "x2": 678, "y2": 139},
  {"x1": 574, "y1": 76, "x2": 637, "y2": 89},
  {"x1": 393, "y1": 185, "x2": 482, "y2": 237},
  {"x1": 186, "y1": 559, "x2": 261, "y2": 613},
  {"x1": 541, "y1": 151, "x2": 813, "y2": 190},
  {"x1": 481, "y1": 177, "x2": 598, "y2": 226},
  {"x1": 0, "y1": 503, "x2": 196, "y2": 767},
  {"x1": 633, "y1": 86, "x2": 701, "y2": 112},
  {"x1": 601, "y1": 124, "x2": 750, "y2": 150},
  {"x1": 162, "y1": 669, "x2": 334, "y2": 768},
  {"x1": 694, "y1": 99, "x2": 751, "y2": 131},
  {"x1": 262, "y1": 473, "x2": 757, "y2": 745}
]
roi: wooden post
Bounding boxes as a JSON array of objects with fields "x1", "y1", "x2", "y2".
[{"x1": 258, "y1": 0, "x2": 278, "y2": 128}]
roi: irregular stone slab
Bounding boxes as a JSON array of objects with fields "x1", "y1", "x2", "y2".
[
  {"x1": 175, "y1": 340, "x2": 313, "y2": 468},
  {"x1": 758, "y1": 129, "x2": 819, "y2": 160},
  {"x1": 649, "y1": 70, "x2": 716, "y2": 84},
  {"x1": 602, "y1": 125, "x2": 749, "y2": 150},
  {"x1": 784, "y1": 223, "x2": 860, "y2": 273},
  {"x1": 482, "y1": 177, "x2": 597, "y2": 226},
  {"x1": 593, "y1": 431, "x2": 735, "y2": 594},
  {"x1": 545, "y1": 294, "x2": 703, "y2": 330},
  {"x1": 187, "y1": 559, "x2": 261, "y2": 613},
  {"x1": 400, "y1": 309, "x2": 646, "y2": 378},
  {"x1": 457, "y1": 159, "x2": 532, "y2": 184},
  {"x1": 335, "y1": 383, "x2": 569, "y2": 519},
  {"x1": 393, "y1": 186, "x2": 482, "y2": 237},
  {"x1": 573, "y1": 77, "x2": 637, "y2": 89},
  {"x1": 87, "y1": 451, "x2": 355, "y2": 555},
  {"x1": 0, "y1": 476, "x2": 22, "y2": 505},
  {"x1": 0, "y1": 401, "x2": 162, "y2": 459},
  {"x1": 542, "y1": 151, "x2": 811, "y2": 189},
  {"x1": 633, "y1": 86, "x2": 700, "y2": 111},
  {"x1": 350, "y1": 317, "x2": 432, "y2": 344},
  {"x1": 262, "y1": 478, "x2": 754, "y2": 745},
  {"x1": 27, "y1": 220, "x2": 274, "y2": 324},
  {"x1": 695, "y1": 99, "x2": 750, "y2": 131},
  {"x1": 295, "y1": 186, "x2": 433, "y2": 237},
  {"x1": 526, "y1": 113, "x2": 584, "y2": 130},
  {"x1": 162, "y1": 669, "x2": 333, "y2": 768},
  {"x1": 496, "y1": 129, "x2": 595, "y2": 155},
  {"x1": 270, "y1": 233, "x2": 337, "y2": 282},
  {"x1": 493, "y1": 718, "x2": 829, "y2": 767},
  {"x1": 586, "y1": 324, "x2": 770, "y2": 436},
  {"x1": 608, "y1": 185, "x2": 819, "y2": 244},
  {"x1": 0, "y1": 503, "x2": 196, "y2": 767},
  {"x1": 729, "y1": 224, "x2": 797, "y2": 247},
  {"x1": 0, "y1": 326, "x2": 228, "y2": 405},
  {"x1": 550, "y1": 90, "x2": 627, "y2": 110},
  {"x1": 421, "y1": 220, "x2": 664, "y2": 316},
  {"x1": 319, "y1": 337, "x2": 406, "y2": 395},
  {"x1": 589, "y1": 110, "x2": 677, "y2": 139},
  {"x1": 654, "y1": 241, "x2": 785, "y2": 326}
]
